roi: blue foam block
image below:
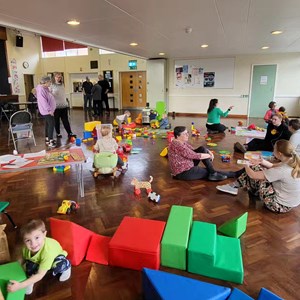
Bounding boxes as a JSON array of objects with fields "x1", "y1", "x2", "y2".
[
  {"x1": 227, "y1": 288, "x2": 254, "y2": 300},
  {"x1": 257, "y1": 288, "x2": 283, "y2": 300},
  {"x1": 142, "y1": 268, "x2": 231, "y2": 300}
]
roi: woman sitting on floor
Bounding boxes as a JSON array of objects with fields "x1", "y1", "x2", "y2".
[
  {"x1": 217, "y1": 140, "x2": 300, "y2": 213},
  {"x1": 288, "y1": 119, "x2": 300, "y2": 155},
  {"x1": 206, "y1": 98, "x2": 233, "y2": 133},
  {"x1": 234, "y1": 113, "x2": 291, "y2": 153},
  {"x1": 168, "y1": 126, "x2": 241, "y2": 181}
]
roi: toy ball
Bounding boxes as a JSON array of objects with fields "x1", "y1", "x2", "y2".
[{"x1": 238, "y1": 121, "x2": 244, "y2": 126}]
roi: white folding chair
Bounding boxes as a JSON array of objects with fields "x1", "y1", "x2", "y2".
[{"x1": 8, "y1": 111, "x2": 36, "y2": 150}]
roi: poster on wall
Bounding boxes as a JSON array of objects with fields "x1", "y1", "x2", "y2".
[
  {"x1": 174, "y1": 58, "x2": 235, "y2": 89},
  {"x1": 10, "y1": 58, "x2": 20, "y2": 94}
]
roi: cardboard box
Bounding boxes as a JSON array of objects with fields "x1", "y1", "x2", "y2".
[{"x1": 0, "y1": 224, "x2": 11, "y2": 264}]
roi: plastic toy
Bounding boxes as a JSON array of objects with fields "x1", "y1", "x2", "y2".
[
  {"x1": 57, "y1": 200, "x2": 79, "y2": 214},
  {"x1": 238, "y1": 120, "x2": 244, "y2": 126},
  {"x1": 131, "y1": 176, "x2": 153, "y2": 195},
  {"x1": 220, "y1": 154, "x2": 231, "y2": 162},
  {"x1": 148, "y1": 191, "x2": 160, "y2": 203},
  {"x1": 135, "y1": 113, "x2": 143, "y2": 125},
  {"x1": 160, "y1": 147, "x2": 168, "y2": 157},
  {"x1": 207, "y1": 142, "x2": 218, "y2": 147},
  {"x1": 53, "y1": 165, "x2": 71, "y2": 173}
]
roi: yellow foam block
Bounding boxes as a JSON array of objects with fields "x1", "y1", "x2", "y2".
[
  {"x1": 115, "y1": 136, "x2": 122, "y2": 142},
  {"x1": 84, "y1": 121, "x2": 101, "y2": 132}
]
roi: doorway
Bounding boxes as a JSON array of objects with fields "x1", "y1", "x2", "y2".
[
  {"x1": 120, "y1": 71, "x2": 147, "y2": 109},
  {"x1": 24, "y1": 74, "x2": 34, "y2": 100},
  {"x1": 248, "y1": 65, "x2": 277, "y2": 118}
]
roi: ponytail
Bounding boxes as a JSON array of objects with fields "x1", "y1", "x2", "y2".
[{"x1": 289, "y1": 151, "x2": 300, "y2": 178}]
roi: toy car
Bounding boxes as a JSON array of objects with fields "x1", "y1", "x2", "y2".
[{"x1": 57, "y1": 200, "x2": 79, "y2": 215}]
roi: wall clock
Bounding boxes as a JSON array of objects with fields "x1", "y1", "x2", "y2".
[{"x1": 23, "y1": 61, "x2": 29, "y2": 69}]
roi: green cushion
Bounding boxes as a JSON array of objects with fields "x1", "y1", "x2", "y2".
[
  {"x1": 218, "y1": 212, "x2": 248, "y2": 238},
  {"x1": 161, "y1": 205, "x2": 193, "y2": 270},
  {"x1": 0, "y1": 202, "x2": 9, "y2": 212},
  {"x1": 0, "y1": 261, "x2": 26, "y2": 300},
  {"x1": 187, "y1": 221, "x2": 244, "y2": 284}
]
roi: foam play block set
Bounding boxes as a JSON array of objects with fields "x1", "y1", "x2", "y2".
[
  {"x1": 161, "y1": 205, "x2": 193, "y2": 270},
  {"x1": 0, "y1": 262, "x2": 26, "y2": 300},
  {"x1": 218, "y1": 212, "x2": 248, "y2": 238},
  {"x1": 85, "y1": 233, "x2": 111, "y2": 265},
  {"x1": 49, "y1": 218, "x2": 94, "y2": 266},
  {"x1": 228, "y1": 288, "x2": 254, "y2": 300},
  {"x1": 142, "y1": 268, "x2": 231, "y2": 300},
  {"x1": 257, "y1": 288, "x2": 283, "y2": 300},
  {"x1": 108, "y1": 216, "x2": 166, "y2": 270},
  {"x1": 187, "y1": 221, "x2": 244, "y2": 284}
]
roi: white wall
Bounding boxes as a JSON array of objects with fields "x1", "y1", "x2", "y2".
[{"x1": 168, "y1": 53, "x2": 300, "y2": 117}]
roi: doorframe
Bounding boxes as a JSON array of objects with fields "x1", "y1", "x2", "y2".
[
  {"x1": 23, "y1": 74, "x2": 35, "y2": 101},
  {"x1": 247, "y1": 63, "x2": 278, "y2": 121}
]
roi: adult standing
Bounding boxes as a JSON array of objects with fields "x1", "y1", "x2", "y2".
[
  {"x1": 206, "y1": 98, "x2": 233, "y2": 133},
  {"x1": 50, "y1": 72, "x2": 76, "y2": 139},
  {"x1": 91, "y1": 82, "x2": 102, "y2": 116},
  {"x1": 98, "y1": 74, "x2": 110, "y2": 114},
  {"x1": 82, "y1": 77, "x2": 93, "y2": 110},
  {"x1": 36, "y1": 76, "x2": 56, "y2": 148}
]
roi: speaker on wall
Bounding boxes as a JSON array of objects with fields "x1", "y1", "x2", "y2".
[
  {"x1": 90, "y1": 60, "x2": 98, "y2": 69},
  {"x1": 16, "y1": 35, "x2": 23, "y2": 47}
]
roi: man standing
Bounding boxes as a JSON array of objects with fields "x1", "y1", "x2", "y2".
[
  {"x1": 98, "y1": 74, "x2": 110, "y2": 114},
  {"x1": 82, "y1": 77, "x2": 93, "y2": 110}
]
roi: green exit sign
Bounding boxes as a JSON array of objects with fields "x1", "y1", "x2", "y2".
[{"x1": 128, "y1": 60, "x2": 137, "y2": 70}]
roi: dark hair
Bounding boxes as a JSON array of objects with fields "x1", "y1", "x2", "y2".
[
  {"x1": 173, "y1": 126, "x2": 186, "y2": 138},
  {"x1": 268, "y1": 101, "x2": 276, "y2": 109},
  {"x1": 278, "y1": 106, "x2": 285, "y2": 112},
  {"x1": 207, "y1": 99, "x2": 218, "y2": 113},
  {"x1": 289, "y1": 119, "x2": 300, "y2": 131}
]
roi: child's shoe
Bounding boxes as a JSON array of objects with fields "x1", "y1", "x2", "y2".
[
  {"x1": 59, "y1": 267, "x2": 71, "y2": 282},
  {"x1": 25, "y1": 283, "x2": 34, "y2": 295},
  {"x1": 48, "y1": 140, "x2": 57, "y2": 148},
  {"x1": 45, "y1": 137, "x2": 49, "y2": 144},
  {"x1": 121, "y1": 163, "x2": 128, "y2": 174}
]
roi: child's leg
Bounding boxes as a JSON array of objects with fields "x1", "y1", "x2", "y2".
[
  {"x1": 25, "y1": 260, "x2": 39, "y2": 277},
  {"x1": 51, "y1": 255, "x2": 71, "y2": 281},
  {"x1": 117, "y1": 156, "x2": 124, "y2": 166}
]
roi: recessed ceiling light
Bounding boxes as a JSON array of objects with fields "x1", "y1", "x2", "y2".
[
  {"x1": 261, "y1": 46, "x2": 269, "y2": 50},
  {"x1": 271, "y1": 30, "x2": 283, "y2": 35},
  {"x1": 67, "y1": 20, "x2": 80, "y2": 26},
  {"x1": 158, "y1": 52, "x2": 165, "y2": 56},
  {"x1": 201, "y1": 44, "x2": 208, "y2": 48},
  {"x1": 130, "y1": 42, "x2": 138, "y2": 46}
]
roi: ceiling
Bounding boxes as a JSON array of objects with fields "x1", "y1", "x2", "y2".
[{"x1": 1, "y1": 0, "x2": 300, "y2": 59}]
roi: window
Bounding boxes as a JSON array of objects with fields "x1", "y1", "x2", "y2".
[{"x1": 99, "y1": 49, "x2": 115, "y2": 55}]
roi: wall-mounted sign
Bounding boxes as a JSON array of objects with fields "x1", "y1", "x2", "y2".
[{"x1": 128, "y1": 60, "x2": 137, "y2": 70}]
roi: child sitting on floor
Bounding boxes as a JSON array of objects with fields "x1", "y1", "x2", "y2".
[
  {"x1": 159, "y1": 113, "x2": 171, "y2": 129},
  {"x1": 116, "y1": 110, "x2": 131, "y2": 131},
  {"x1": 94, "y1": 125, "x2": 127, "y2": 170},
  {"x1": 7, "y1": 219, "x2": 71, "y2": 295}
]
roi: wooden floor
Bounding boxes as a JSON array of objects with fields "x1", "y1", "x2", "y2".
[{"x1": 1, "y1": 110, "x2": 299, "y2": 300}]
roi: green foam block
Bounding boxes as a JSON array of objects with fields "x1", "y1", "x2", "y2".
[
  {"x1": 218, "y1": 212, "x2": 248, "y2": 238},
  {"x1": 188, "y1": 221, "x2": 244, "y2": 284},
  {"x1": 161, "y1": 205, "x2": 193, "y2": 270},
  {"x1": 0, "y1": 261, "x2": 27, "y2": 300}
]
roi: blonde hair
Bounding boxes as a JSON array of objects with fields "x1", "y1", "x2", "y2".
[
  {"x1": 101, "y1": 125, "x2": 112, "y2": 137},
  {"x1": 275, "y1": 140, "x2": 300, "y2": 178},
  {"x1": 20, "y1": 219, "x2": 46, "y2": 240},
  {"x1": 272, "y1": 112, "x2": 283, "y2": 120}
]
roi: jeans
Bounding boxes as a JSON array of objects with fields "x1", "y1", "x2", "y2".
[
  {"x1": 54, "y1": 107, "x2": 72, "y2": 135},
  {"x1": 84, "y1": 94, "x2": 93, "y2": 110},
  {"x1": 44, "y1": 114, "x2": 55, "y2": 140}
]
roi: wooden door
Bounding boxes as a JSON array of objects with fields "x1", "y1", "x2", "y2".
[
  {"x1": 24, "y1": 74, "x2": 34, "y2": 100},
  {"x1": 121, "y1": 71, "x2": 147, "y2": 108}
]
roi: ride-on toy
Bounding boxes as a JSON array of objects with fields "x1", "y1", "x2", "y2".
[{"x1": 57, "y1": 200, "x2": 79, "y2": 215}]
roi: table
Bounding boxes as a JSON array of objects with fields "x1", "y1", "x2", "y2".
[
  {"x1": 8, "y1": 101, "x2": 38, "y2": 114},
  {"x1": 0, "y1": 148, "x2": 86, "y2": 197}
]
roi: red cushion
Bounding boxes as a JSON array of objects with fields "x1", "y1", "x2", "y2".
[
  {"x1": 109, "y1": 217, "x2": 166, "y2": 270},
  {"x1": 49, "y1": 218, "x2": 93, "y2": 266},
  {"x1": 122, "y1": 122, "x2": 136, "y2": 129},
  {"x1": 86, "y1": 233, "x2": 111, "y2": 265}
]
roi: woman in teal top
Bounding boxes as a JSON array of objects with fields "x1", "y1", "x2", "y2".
[{"x1": 206, "y1": 98, "x2": 233, "y2": 133}]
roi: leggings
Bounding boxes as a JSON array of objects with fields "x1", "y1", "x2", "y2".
[
  {"x1": 237, "y1": 165, "x2": 292, "y2": 213},
  {"x1": 206, "y1": 123, "x2": 227, "y2": 133},
  {"x1": 25, "y1": 255, "x2": 70, "y2": 277}
]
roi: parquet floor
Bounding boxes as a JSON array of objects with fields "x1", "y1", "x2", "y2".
[{"x1": 0, "y1": 110, "x2": 299, "y2": 300}]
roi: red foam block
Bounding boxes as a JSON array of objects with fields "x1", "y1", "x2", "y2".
[
  {"x1": 49, "y1": 218, "x2": 93, "y2": 266},
  {"x1": 109, "y1": 217, "x2": 166, "y2": 270},
  {"x1": 86, "y1": 233, "x2": 111, "y2": 265}
]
